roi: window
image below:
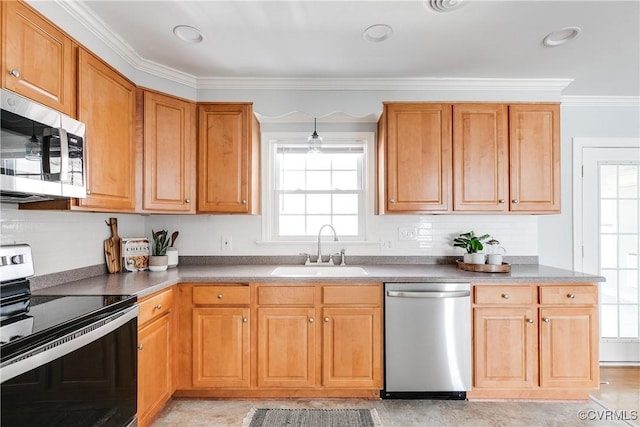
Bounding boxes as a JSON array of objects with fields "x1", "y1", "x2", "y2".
[{"x1": 264, "y1": 133, "x2": 371, "y2": 242}]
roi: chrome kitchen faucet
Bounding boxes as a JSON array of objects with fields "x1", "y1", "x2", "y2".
[{"x1": 316, "y1": 224, "x2": 338, "y2": 264}]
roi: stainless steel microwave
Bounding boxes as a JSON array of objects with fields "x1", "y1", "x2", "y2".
[{"x1": 0, "y1": 89, "x2": 86, "y2": 203}]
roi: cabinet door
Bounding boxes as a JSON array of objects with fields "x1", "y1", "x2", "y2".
[
  {"x1": 257, "y1": 307, "x2": 316, "y2": 388},
  {"x1": 539, "y1": 307, "x2": 598, "y2": 388},
  {"x1": 143, "y1": 91, "x2": 196, "y2": 212},
  {"x1": 453, "y1": 104, "x2": 508, "y2": 212},
  {"x1": 473, "y1": 307, "x2": 537, "y2": 389},
  {"x1": 384, "y1": 103, "x2": 452, "y2": 212},
  {"x1": 77, "y1": 48, "x2": 136, "y2": 211},
  {"x1": 322, "y1": 307, "x2": 381, "y2": 388},
  {"x1": 192, "y1": 307, "x2": 250, "y2": 388},
  {"x1": 509, "y1": 104, "x2": 560, "y2": 212},
  {"x1": 138, "y1": 314, "x2": 172, "y2": 427},
  {"x1": 2, "y1": 1, "x2": 76, "y2": 116},
  {"x1": 197, "y1": 103, "x2": 259, "y2": 214}
]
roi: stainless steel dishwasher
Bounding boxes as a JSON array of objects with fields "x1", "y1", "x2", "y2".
[{"x1": 383, "y1": 282, "x2": 471, "y2": 399}]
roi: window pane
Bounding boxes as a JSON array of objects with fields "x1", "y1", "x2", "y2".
[
  {"x1": 619, "y1": 270, "x2": 638, "y2": 304},
  {"x1": 307, "y1": 171, "x2": 331, "y2": 190},
  {"x1": 332, "y1": 154, "x2": 358, "y2": 170},
  {"x1": 306, "y1": 154, "x2": 331, "y2": 170},
  {"x1": 281, "y1": 153, "x2": 307, "y2": 170},
  {"x1": 332, "y1": 171, "x2": 359, "y2": 190},
  {"x1": 600, "y1": 269, "x2": 618, "y2": 304},
  {"x1": 333, "y1": 194, "x2": 358, "y2": 214},
  {"x1": 280, "y1": 215, "x2": 305, "y2": 236},
  {"x1": 619, "y1": 305, "x2": 638, "y2": 338},
  {"x1": 601, "y1": 165, "x2": 618, "y2": 198},
  {"x1": 279, "y1": 194, "x2": 305, "y2": 214},
  {"x1": 281, "y1": 171, "x2": 305, "y2": 190},
  {"x1": 307, "y1": 194, "x2": 331, "y2": 214},
  {"x1": 619, "y1": 235, "x2": 638, "y2": 268},
  {"x1": 601, "y1": 235, "x2": 618, "y2": 268},
  {"x1": 619, "y1": 200, "x2": 638, "y2": 233},
  {"x1": 601, "y1": 305, "x2": 618, "y2": 337},
  {"x1": 333, "y1": 216, "x2": 359, "y2": 236},
  {"x1": 307, "y1": 216, "x2": 332, "y2": 235},
  {"x1": 600, "y1": 200, "x2": 617, "y2": 233},
  {"x1": 619, "y1": 165, "x2": 638, "y2": 198}
]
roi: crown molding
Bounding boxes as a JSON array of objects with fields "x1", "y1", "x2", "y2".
[{"x1": 561, "y1": 96, "x2": 640, "y2": 107}]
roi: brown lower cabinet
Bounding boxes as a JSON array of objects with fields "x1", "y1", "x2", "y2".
[
  {"x1": 469, "y1": 283, "x2": 599, "y2": 399},
  {"x1": 137, "y1": 288, "x2": 174, "y2": 427},
  {"x1": 174, "y1": 282, "x2": 382, "y2": 398}
]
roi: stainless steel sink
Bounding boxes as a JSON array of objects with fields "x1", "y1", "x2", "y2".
[{"x1": 270, "y1": 266, "x2": 369, "y2": 277}]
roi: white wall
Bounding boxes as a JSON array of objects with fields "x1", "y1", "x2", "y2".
[{"x1": 538, "y1": 103, "x2": 640, "y2": 270}]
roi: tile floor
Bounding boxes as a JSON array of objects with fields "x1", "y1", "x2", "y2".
[{"x1": 153, "y1": 367, "x2": 640, "y2": 427}]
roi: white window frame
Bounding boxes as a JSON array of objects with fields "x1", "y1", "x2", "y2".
[{"x1": 260, "y1": 131, "x2": 376, "y2": 244}]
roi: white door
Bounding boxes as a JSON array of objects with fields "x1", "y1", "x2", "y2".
[{"x1": 582, "y1": 146, "x2": 640, "y2": 363}]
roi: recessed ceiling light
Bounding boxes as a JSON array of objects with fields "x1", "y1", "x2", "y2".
[
  {"x1": 363, "y1": 24, "x2": 393, "y2": 43},
  {"x1": 173, "y1": 25, "x2": 204, "y2": 44},
  {"x1": 423, "y1": 0, "x2": 467, "y2": 13},
  {"x1": 543, "y1": 26, "x2": 581, "y2": 47}
]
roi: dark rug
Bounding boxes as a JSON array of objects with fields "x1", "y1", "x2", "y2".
[{"x1": 244, "y1": 408, "x2": 381, "y2": 427}]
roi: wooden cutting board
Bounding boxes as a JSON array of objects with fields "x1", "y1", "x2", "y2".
[{"x1": 104, "y1": 217, "x2": 122, "y2": 273}]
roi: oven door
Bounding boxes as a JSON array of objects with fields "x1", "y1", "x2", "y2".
[{"x1": 1, "y1": 306, "x2": 138, "y2": 427}]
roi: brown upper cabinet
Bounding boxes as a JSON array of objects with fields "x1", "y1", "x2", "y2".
[
  {"x1": 2, "y1": 0, "x2": 76, "y2": 117},
  {"x1": 380, "y1": 102, "x2": 560, "y2": 214},
  {"x1": 378, "y1": 102, "x2": 453, "y2": 213},
  {"x1": 197, "y1": 103, "x2": 260, "y2": 214},
  {"x1": 140, "y1": 90, "x2": 196, "y2": 213},
  {"x1": 76, "y1": 48, "x2": 136, "y2": 211}
]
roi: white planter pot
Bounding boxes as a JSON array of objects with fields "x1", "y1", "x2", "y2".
[
  {"x1": 148, "y1": 255, "x2": 168, "y2": 272},
  {"x1": 463, "y1": 253, "x2": 486, "y2": 264}
]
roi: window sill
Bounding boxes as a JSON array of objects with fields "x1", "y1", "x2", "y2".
[{"x1": 254, "y1": 240, "x2": 380, "y2": 246}]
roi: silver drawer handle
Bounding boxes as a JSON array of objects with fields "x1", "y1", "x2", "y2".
[
  {"x1": 218, "y1": 293, "x2": 223, "y2": 299},
  {"x1": 502, "y1": 293, "x2": 509, "y2": 299},
  {"x1": 543, "y1": 317, "x2": 550, "y2": 323},
  {"x1": 527, "y1": 318, "x2": 534, "y2": 324},
  {"x1": 386, "y1": 290, "x2": 470, "y2": 299},
  {"x1": 567, "y1": 294, "x2": 575, "y2": 299},
  {"x1": 154, "y1": 304, "x2": 162, "y2": 310},
  {"x1": 9, "y1": 69, "x2": 20, "y2": 78}
]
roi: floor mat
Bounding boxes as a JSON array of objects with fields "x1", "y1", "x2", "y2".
[{"x1": 243, "y1": 408, "x2": 383, "y2": 427}]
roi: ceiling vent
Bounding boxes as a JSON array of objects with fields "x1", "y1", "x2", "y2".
[{"x1": 424, "y1": 0, "x2": 467, "y2": 13}]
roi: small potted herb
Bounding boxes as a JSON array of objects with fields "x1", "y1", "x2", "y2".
[
  {"x1": 149, "y1": 229, "x2": 170, "y2": 271},
  {"x1": 453, "y1": 231, "x2": 491, "y2": 264}
]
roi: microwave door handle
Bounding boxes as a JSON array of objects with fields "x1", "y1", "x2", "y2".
[{"x1": 58, "y1": 128, "x2": 69, "y2": 182}]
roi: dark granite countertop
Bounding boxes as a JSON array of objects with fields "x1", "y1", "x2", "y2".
[{"x1": 31, "y1": 264, "x2": 604, "y2": 299}]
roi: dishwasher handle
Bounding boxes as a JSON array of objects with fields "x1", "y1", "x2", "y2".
[{"x1": 386, "y1": 290, "x2": 470, "y2": 299}]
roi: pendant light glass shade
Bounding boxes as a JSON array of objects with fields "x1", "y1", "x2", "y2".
[{"x1": 307, "y1": 118, "x2": 322, "y2": 154}]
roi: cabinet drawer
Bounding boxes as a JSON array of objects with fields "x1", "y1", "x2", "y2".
[
  {"x1": 322, "y1": 285, "x2": 381, "y2": 306},
  {"x1": 138, "y1": 288, "x2": 173, "y2": 326},
  {"x1": 257, "y1": 286, "x2": 315, "y2": 306},
  {"x1": 474, "y1": 286, "x2": 535, "y2": 305},
  {"x1": 540, "y1": 285, "x2": 597, "y2": 305},
  {"x1": 193, "y1": 285, "x2": 250, "y2": 305}
]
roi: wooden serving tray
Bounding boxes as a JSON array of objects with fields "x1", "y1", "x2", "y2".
[{"x1": 457, "y1": 260, "x2": 511, "y2": 273}]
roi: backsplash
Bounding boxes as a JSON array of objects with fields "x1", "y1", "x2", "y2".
[{"x1": 1, "y1": 203, "x2": 537, "y2": 276}]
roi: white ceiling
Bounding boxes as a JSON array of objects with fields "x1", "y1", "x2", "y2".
[{"x1": 68, "y1": 0, "x2": 639, "y2": 97}]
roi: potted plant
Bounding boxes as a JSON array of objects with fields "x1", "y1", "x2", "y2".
[
  {"x1": 149, "y1": 229, "x2": 170, "y2": 271},
  {"x1": 453, "y1": 231, "x2": 491, "y2": 264}
]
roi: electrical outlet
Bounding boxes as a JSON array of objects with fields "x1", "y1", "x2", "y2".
[
  {"x1": 380, "y1": 239, "x2": 393, "y2": 250},
  {"x1": 398, "y1": 227, "x2": 418, "y2": 241},
  {"x1": 222, "y1": 236, "x2": 232, "y2": 251}
]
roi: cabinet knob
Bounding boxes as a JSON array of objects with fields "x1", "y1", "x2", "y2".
[
  {"x1": 324, "y1": 317, "x2": 330, "y2": 323},
  {"x1": 501, "y1": 293, "x2": 509, "y2": 299},
  {"x1": 389, "y1": 199, "x2": 395, "y2": 204},
  {"x1": 308, "y1": 317, "x2": 314, "y2": 323},
  {"x1": 154, "y1": 304, "x2": 162, "y2": 310},
  {"x1": 137, "y1": 344, "x2": 144, "y2": 351},
  {"x1": 543, "y1": 317, "x2": 550, "y2": 323},
  {"x1": 512, "y1": 199, "x2": 519, "y2": 204},
  {"x1": 498, "y1": 199, "x2": 505, "y2": 204},
  {"x1": 242, "y1": 317, "x2": 248, "y2": 323},
  {"x1": 8, "y1": 69, "x2": 20, "y2": 78},
  {"x1": 86, "y1": 189, "x2": 92, "y2": 195},
  {"x1": 185, "y1": 199, "x2": 191, "y2": 203},
  {"x1": 217, "y1": 293, "x2": 223, "y2": 299},
  {"x1": 567, "y1": 294, "x2": 575, "y2": 299},
  {"x1": 527, "y1": 318, "x2": 534, "y2": 324},
  {"x1": 241, "y1": 199, "x2": 247, "y2": 204}
]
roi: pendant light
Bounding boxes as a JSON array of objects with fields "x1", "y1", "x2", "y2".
[{"x1": 307, "y1": 117, "x2": 322, "y2": 154}]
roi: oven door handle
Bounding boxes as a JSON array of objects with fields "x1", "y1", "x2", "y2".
[
  {"x1": 0, "y1": 305, "x2": 138, "y2": 383},
  {"x1": 58, "y1": 127, "x2": 69, "y2": 182}
]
